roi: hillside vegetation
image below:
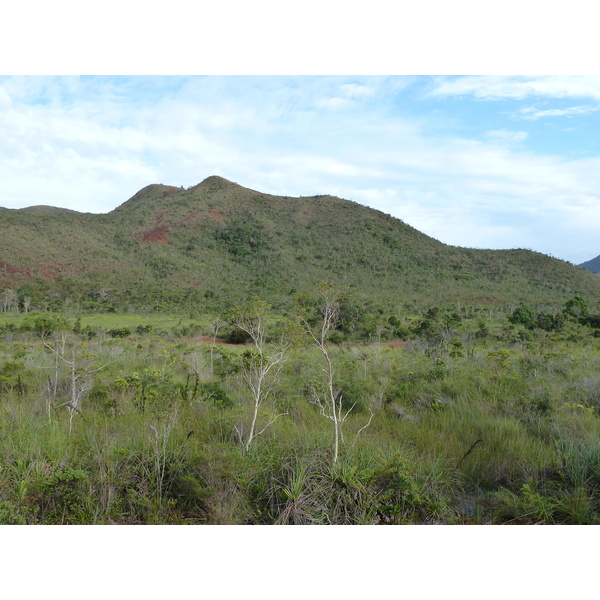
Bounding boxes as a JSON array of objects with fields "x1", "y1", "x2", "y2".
[{"x1": 2, "y1": 175, "x2": 599, "y2": 313}]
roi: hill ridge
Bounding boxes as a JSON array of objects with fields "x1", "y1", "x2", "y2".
[
  {"x1": 579, "y1": 254, "x2": 600, "y2": 274},
  {"x1": 1, "y1": 176, "x2": 600, "y2": 312}
]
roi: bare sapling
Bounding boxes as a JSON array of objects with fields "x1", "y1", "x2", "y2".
[
  {"x1": 150, "y1": 412, "x2": 178, "y2": 511},
  {"x1": 296, "y1": 284, "x2": 348, "y2": 465},
  {"x1": 209, "y1": 317, "x2": 226, "y2": 374},
  {"x1": 38, "y1": 334, "x2": 114, "y2": 432},
  {"x1": 225, "y1": 299, "x2": 290, "y2": 453}
]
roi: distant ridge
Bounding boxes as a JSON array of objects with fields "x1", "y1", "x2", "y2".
[
  {"x1": 579, "y1": 254, "x2": 600, "y2": 274},
  {"x1": 18, "y1": 205, "x2": 82, "y2": 216}
]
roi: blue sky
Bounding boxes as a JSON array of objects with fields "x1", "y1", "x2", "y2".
[{"x1": 1, "y1": 74, "x2": 599, "y2": 264}]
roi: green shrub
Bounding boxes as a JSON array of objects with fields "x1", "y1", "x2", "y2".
[
  {"x1": 25, "y1": 466, "x2": 91, "y2": 524},
  {"x1": 509, "y1": 304, "x2": 536, "y2": 328},
  {"x1": 199, "y1": 382, "x2": 233, "y2": 408},
  {"x1": 107, "y1": 327, "x2": 131, "y2": 338},
  {"x1": 0, "y1": 500, "x2": 26, "y2": 524}
]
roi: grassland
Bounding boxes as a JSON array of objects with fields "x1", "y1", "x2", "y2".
[{"x1": 1, "y1": 296, "x2": 599, "y2": 525}]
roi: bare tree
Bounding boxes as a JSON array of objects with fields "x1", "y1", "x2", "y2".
[
  {"x1": 296, "y1": 284, "x2": 347, "y2": 465},
  {"x1": 209, "y1": 317, "x2": 226, "y2": 374},
  {"x1": 47, "y1": 332, "x2": 68, "y2": 421},
  {"x1": 1, "y1": 288, "x2": 18, "y2": 313},
  {"x1": 40, "y1": 335, "x2": 113, "y2": 432},
  {"x1": 150, "y1": 413, "x2": 178, "y2": 511},
  {"x1": 225, "y1": 299, "x2": 289, "y2": 453}
]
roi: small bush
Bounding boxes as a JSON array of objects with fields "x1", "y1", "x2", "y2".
[{"x1": 108, "y1": 327, "x2": 131, "y2": 338}]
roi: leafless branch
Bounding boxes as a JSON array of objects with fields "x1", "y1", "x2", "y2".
[
  {"x1": 356, "y1": 408, "x2": 375, "y2": 438},
  {"x1": 255, "y1": 412, "x2": 289, "y2": 438}
]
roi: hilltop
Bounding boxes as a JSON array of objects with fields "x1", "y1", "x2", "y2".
[{"x1": 1, "y1": 175, "x2": 600, "y2": 312}]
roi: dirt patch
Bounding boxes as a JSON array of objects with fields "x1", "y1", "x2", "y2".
[
  {"x1": 135, "y1": 225, "x2": 170, "y2": 245},
  {"x1": 0, "y1": 260, "x2": 28, "y2": 277},
  {"x1": 342, "y1": 340, "x2": 408, "y2": 349},
  {"x1": 383, "y1": 341, "x2": 408, "y2": 349},
  {"x1": 183, "y1": 210, "x2": 201, "y2": 223},
  {"x1": 184, "y1": 336, "x2": 235, "y2": 346},
  {"x1": 209, "y1": 209, "x2": 225, "y2": 223}
]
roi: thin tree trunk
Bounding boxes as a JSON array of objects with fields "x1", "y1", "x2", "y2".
[{"x1": 244, "y1": 394, "x2": 260, "y2": 453}]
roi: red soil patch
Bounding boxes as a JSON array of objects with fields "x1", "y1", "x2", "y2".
[
  {"x1": 135, "y1": 225, "x2": 170, "y2": 245},
  {"x1": 184, "y1": 336, "x2": 235, "y2": 346},
  {"x1": 164, "y1": 186, "x2": 179, "y2": 195},
  {"x1": 39, "y1": 261, "x2": 82, "y2": 279},
  {"x1": 209, "y1": 209, "x2": 224, "y2": 223},
  {"x1": 183, "y1": 209, "x2": 201, "y2": 223},
  {"x1": 343, "y1": 340, "x2": 408, "y2": 349},
  {"x1": 305, "y1": 199, "x2": 317, "y2": 216},
  {"x1": 0, "y1": 259, "x2": 29, "y2": 277},
  {"x1": 383, "y1": 341, "x2": 408, "y2": 349}
]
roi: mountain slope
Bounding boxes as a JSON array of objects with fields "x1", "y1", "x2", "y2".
[
  {"x1": 579, "y1": 254, "x2": 600, "y2": 274},
  {"x1": 2, "y1": 175, "x2": 600, "y2": 311}
]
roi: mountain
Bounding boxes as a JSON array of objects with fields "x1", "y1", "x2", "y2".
[
  {"x1": 2, "y1": 175, "x2": 600, "y2": 312},
  {"x1": 579, "y1": 254, "x2": 600, "y2": 274}
]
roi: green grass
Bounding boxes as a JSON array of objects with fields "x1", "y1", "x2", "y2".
[{"x1": 1, "y1": 303, "x2": 600, "y2": 524}]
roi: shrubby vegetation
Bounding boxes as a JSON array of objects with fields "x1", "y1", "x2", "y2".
[
  {"x1": 2, "y1": 178, "x2": 600, "y2": 524},
  {"x1": 3, "y1": 176, "x2": 600, "y2": 315},
  {"x1": 1, "y1": 291, "x2": 600, "y2": 524}
]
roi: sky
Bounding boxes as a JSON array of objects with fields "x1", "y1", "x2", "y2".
[{"x1": 2, "y1": 74, "x2": 599, "y2": 264}]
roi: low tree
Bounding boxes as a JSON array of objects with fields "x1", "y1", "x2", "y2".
[
  {"x1": 17, "y1": 285, "x2": 35, "y2": 314},
  {"x1": 565, "y1": 295, "x2": 589, "y2": 320},
  {"x1": 1, "y1": 288, "x2": 18, "y2": 313},
  {"x1": 36, "y1": 334, "x2": 113, "y2": 431},
  {"x1": 224, "y1": 298, "x2": 290, "y2": 453},
  {"x1": 509, "y1": 303, "x2": 537, "y2": 329},
  {"x1": 295, "y1": 284, "x2": 352, "y2": 466}
]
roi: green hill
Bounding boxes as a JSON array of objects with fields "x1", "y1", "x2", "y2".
[{"x1": 2, "y1": 175, "x2": 600, "y2": 312}]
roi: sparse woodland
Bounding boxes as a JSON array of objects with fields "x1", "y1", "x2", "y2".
[{"x1": 1, "y1": 290, "x2": 600, "y2": 525}]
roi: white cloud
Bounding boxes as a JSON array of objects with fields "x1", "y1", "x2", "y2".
[
  {"x1": 314, "y1": 80, "x2": 380, "y2": 110},
  {"x1": 428, "y1": 76, "x2": 600, "y2": 101},
  {"x1": 485, "y1": 129, "x2": 529, "y2": 142},
  {"x1": 518, "y1": 104, "x2": 599, "y2": 120},
  {"x1": 340, "y1": 83, "x2": 374, "y2": 98},
  {"x1": 316, "y1": 96, "x2": 352, "y2": 110}
]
